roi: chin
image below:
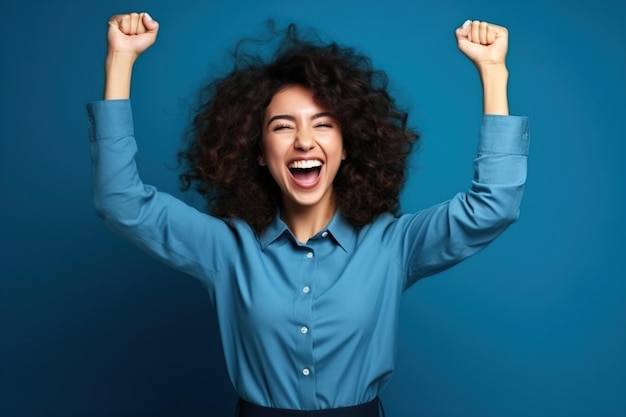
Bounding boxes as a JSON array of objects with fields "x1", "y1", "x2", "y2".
[{"x1": 285, "y1": 189, "x2": 331, "y2": 209}]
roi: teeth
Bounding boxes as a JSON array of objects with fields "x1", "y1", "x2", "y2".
[{"x1": 289, "y1": 160, "x2": 323, "y2": 169}]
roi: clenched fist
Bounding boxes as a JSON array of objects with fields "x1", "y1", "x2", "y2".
[
  {"x1": 103, "y1": 12, "x2": 159, "y2": 99},
  {"x1": 455, "y1": 20, "x2": 508, "y2": 69},
  {"x1": 107, "y1": 12, "x2": 159, "y2": 59}
]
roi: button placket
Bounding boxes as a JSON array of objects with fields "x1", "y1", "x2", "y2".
[
  {"x1": 294, "y1": 246, "x2": 316, "y2": 403},
  {"x1": 301, "y1": 250, "x2": 312, "y2": 342}
]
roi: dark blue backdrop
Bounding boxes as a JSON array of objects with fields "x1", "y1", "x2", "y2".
[{"x1": 1, "y1": 1, "x2": 625, "y2": 416}]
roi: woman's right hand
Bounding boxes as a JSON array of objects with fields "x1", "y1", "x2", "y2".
[
  {"x1": 107, "y1": 12, "x2": 159, "y2": 60},
  {"x1": 103, "y1": 12, "x2": 159, "y2": 100}
]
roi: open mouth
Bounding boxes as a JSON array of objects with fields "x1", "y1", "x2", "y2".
[{"x1": 288, "y1": 160, "x2": 323, "y2": 187}]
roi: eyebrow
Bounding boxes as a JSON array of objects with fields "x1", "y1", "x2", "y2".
[{"x1": 266, "y1": 112, "x2": 333, "y2": 128}]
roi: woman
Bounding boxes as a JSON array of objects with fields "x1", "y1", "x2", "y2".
[{"x1": 87, "y1": 12, "x2": 529, "y2": 416}]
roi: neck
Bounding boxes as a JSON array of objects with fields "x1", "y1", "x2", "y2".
[{"x1": 281, "y1": 198, "x2": 336, "y2": 243}]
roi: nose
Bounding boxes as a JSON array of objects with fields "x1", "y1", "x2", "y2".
[{"x1": 294, "y1": 129, "x2": 316, "y2": 151}]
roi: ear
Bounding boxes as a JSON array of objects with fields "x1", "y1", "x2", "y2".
[
  {"x1": 341, "y1": 149, "x2": 347, "y2": 160},
  {"x1": 258, "y1": 153, "x2": 266, "y2": 166}
]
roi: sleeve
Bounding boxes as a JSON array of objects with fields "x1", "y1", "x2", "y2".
[
  {"x1": 86, "y1": 99, "x2": 237, "y2": 283},
  {"x1": 395, "y1": 115, "x2": 530, "y2": 289}
]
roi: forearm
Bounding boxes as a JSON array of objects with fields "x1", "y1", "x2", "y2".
[
  {"x1": 104, "y1": 52, "x2": 136, "y2": 100},
  {"x1": 402, "y1": 115, "x2": 529, "y2": 285},
  {"x1": 87, "y1": 100, "x2": 229, "y2": 279},
  {"x1": 479, "y1": 64, "x2": 509, "y2": 115}
]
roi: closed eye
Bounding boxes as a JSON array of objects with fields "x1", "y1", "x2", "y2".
[{"x1": 272, "y1": 124, "x2": 294, "y2": 132}]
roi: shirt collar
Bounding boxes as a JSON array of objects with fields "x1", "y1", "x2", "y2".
[
  {"x1": 324, "y1": 211, "x2": 356, "y2": 253},
  {"x1": 258, "y1": 211, "x2": 357, "y2": 253},
  {"x1": 258, "y1": 213, "x2": 290, "y2": 250}
]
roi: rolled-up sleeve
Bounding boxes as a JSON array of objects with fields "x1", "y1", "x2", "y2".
[
  {"x1": 86, "y1": 100, "x2": 235, "y2": 283},
  {"x1": 393, "y1": 115, "x2": 530, "y2": 288}
]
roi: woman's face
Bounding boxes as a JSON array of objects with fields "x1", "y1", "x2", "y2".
[{"x1": 260, "y1": 85, "x2": 345, "y2": 213}]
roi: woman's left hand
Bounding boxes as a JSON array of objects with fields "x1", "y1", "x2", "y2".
[{"x1": 455, "y1": 20, "x2": 508, "y2": 69}]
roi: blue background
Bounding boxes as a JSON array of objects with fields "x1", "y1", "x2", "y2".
[{"x1": 1, "y1": 0, "x2": 625, "y2": 416}]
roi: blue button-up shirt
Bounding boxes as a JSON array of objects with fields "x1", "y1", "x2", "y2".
[{"x1": 87, "y1": 99, "x2": 529, "y2": 410}]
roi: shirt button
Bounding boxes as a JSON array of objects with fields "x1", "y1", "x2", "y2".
[
  {"x1": 302, "y1": 368, "x2": 310, "y2": 376},
  {"x1": 306, "y1": 252, "x2": 313, "y2": 259},
  {"x1": 300, "y1": 326, "x2": 308, "y2": 334},
  {"x1": 302, "y1": 286, "x2": 310, "y2": 294},
  {"x1": 321, "y1": 231, "x2": 328, "y2": 237}
]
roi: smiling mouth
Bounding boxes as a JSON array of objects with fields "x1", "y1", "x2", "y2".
[{"x1": 288, "y1": 160, "x2": 323, "y2": 186}]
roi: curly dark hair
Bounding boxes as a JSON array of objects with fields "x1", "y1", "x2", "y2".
[{"x1": 179, "y1": 23, "x2": 419, "y2": 234}]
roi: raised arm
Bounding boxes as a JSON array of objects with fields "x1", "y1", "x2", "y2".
[
  {"x1": 88, "y1": 13, "x2": 238, "y2": 284},
  {"x1": 455, "y1": 20, "x2": 509, "y2": 115},
  {"x1": 396, "y1": 20, "x2": 529, "y2": 287},
  {"x1": 104, "y1": 12, "x2": 159, "y2": 99}
]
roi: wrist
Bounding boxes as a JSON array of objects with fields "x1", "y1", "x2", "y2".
[
  {"x1": 479, "y1": 65, "x2": 509, "y2": 116},
  {"x1": 104, "y1": 53, "x2": 136, "y2": 100},
  {"x1": 478, "y1": 63, "x2": 509, "y2": 83},
  {"x1": 105, "y1": 52, "x2": 137, "y2": 72}
]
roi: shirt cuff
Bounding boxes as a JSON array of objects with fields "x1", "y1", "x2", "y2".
[
  {"x1": 86, "y1": 99, "x2": 134, "y2": 142},
  {"x1": 478, "y1": 115, "x2": 530, "y2": 155}
]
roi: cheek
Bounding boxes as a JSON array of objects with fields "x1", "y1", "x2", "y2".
[
  {"x1": 259, "y1": 138, "x2": 286, "y2": 173},
  {"x1": 332, "y1": 135, "x2": 346, "y2": 161},
  {"x1": 259, "y1": 136, "x2": 275, "y2": 166}
]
